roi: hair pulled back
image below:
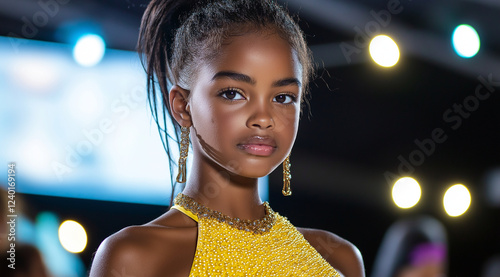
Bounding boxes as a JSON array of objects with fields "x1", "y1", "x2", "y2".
[{"x1": 137, "y1": 0, "x2": 313, "y2": 200}]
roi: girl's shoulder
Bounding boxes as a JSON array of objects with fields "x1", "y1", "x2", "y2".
[
  {"x1": 297, "y1": 227, "x2": 365, "y2": 277},
  {"x1": 89, "y1": 209, "x2": 197, "y2": 277}
]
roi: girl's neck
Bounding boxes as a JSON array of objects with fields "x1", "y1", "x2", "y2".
[{"x1": 182, "y1": 155, "x2": 265, "y2": 221}]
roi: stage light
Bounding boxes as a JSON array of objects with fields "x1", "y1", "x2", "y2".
[
  {"x1": 369, "y1": 35, "x2": 400, "y2": 67},
  {"x1": 392, "y1": 177, "x2": 421, "y2": 209},
  {"x1": 485, "y1": 168, "x2": 500, "y2": 207},
  {"x1": 73, "y1": 34, "x2": 105, "y2": 67},
  {"x1": 64, "y1": 80, "x2": 104, "y2": 124},
  {"x1": 452, "y1": 24, "x2": 480, "y2": 58},
  {"x1": 17, "y1": 136, "x2": 54, "y2": 181},
  {"x1": 58, "y1": 220, "x2": 87, "y2": 253},
  {"x1": 11, "y1": 56, "x2": 59, "y2": 93},
  {"x1": 443, "y1": 184, "x2": 471, "y2": 217}
]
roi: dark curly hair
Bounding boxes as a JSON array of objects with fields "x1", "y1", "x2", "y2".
[{"x1": 137, "y1": 0, "x2": 313, "y2": 203}]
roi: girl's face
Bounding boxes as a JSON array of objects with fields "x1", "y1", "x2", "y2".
[{"x1": 188, "y1": 31, "x2": 303, "y2": 178}]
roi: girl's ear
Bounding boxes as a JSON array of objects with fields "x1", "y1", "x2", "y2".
[{"x1": 169, "y1": 85, "x2": 192, "y2": 127}]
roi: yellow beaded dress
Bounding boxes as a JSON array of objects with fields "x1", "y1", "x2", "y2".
[{"x1": 171, "y1": 193, "x2": 340, "y2": 276}]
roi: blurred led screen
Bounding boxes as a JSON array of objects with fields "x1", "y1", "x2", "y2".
[{"x1": 0, "y1": 36, "x2": 268, "y2": 205}]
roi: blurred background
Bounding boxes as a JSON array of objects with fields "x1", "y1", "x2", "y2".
[{"x1": 0, "y1": 0, "x2": 499, "y2": 276}]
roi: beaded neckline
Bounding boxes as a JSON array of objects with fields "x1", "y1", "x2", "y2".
[{"x1": 174, "y1": 193, "x2": 276, "y2": 235}]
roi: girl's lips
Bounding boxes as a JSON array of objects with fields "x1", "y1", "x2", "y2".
[
  {"x1": 237, "y1": 144, "x2": 276, "y2": 156},
  {"x1": 237, "y1": 135, "x2": 277, "y2": 156}
]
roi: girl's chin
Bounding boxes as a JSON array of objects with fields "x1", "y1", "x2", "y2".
[
  {"x1": 228, "y1": 165, "x2": 280, "y2": 179},
  {"x1": 204, "y1": 153, "x2": 282, "y2": 177}
]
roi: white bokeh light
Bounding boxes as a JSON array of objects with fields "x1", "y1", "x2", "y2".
[
  {"x1": 392, "y1": 177, "x2": 421, "y2": 209},
  {"x1": 452, "y1": 24, "x2": 480, "y2": 58},
  {"x1": 369, "y1": 35, "x2": 400, "y2": 67},
  {"x1": 73, "y1": 34, "x2": 106, "y2": 67},
  {"x1": 16, "y1": 135, "x2": 55, "y2": 182},
  {"x1": 11, "y1": 55, "x2": 60, "y2": 93},
  {"x1": 63, "y1": 80, "x2": 105, "y2": 125},
  {"x1": 444, "y1": 184, "x2": 471, "y2": 217},
  {"x1": 58, "y1": 220, "x2": 87, "y2": 253}
]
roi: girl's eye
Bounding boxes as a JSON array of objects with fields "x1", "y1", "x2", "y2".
[
  {"x1": 274, "y1": 94, "x2": 297, "y2": 104},
  {"x1": 218, "y1": 88, "x2": 245, "y2": 101}
]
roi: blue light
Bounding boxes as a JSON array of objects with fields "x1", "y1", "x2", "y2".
[
  {"x1": 36, "y1": 212, "x2": 86, "y2": 277},
  {"x1": 452, "y1": 24, "x2": 480, "y2": 58},
  {"x1": 73, "y1": 34, "x2": 105, "y2": 67}
]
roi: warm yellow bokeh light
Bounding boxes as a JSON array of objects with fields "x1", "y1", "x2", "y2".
[
  {"x1": 392, "y1": 177, "x2": 421, "y2": 209},
  {"x1": 58, "y1": 220, "x2": 87, "y2": 253},
  {"x1": 443, "y1": 184, "x2": 471, "y2": 217},
  {"x1": 369, "y1": 35, "x2": 400, "y2": 67}
]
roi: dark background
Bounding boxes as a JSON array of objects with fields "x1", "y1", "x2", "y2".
[{"x1": 2, "y1": 0, "x2": 499, "y2": 275}]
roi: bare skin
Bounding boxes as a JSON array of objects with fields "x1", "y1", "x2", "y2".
[
  {"x1": 90, "y1": 209, "x2": 364, "y2": 277},
  {"x1": 89, "y1": 31, "x2": 364, "y2": 277}
]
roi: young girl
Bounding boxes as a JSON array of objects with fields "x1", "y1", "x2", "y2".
[{"x1": 89, "y1": 0, "x2": 364, "y2": 276}]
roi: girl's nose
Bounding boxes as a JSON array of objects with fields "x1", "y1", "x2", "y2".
[{"x1": 247, "y1": 105, "x2": 274, "y2": 130}]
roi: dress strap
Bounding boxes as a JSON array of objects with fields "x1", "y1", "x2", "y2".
[{"x1": 171, "y1": 204, "x2": 199, "y2": 222}]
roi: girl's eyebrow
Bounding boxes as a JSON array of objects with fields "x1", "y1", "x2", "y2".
[
  {"x1": 212, "y1": 71, "x2": 301, "y2": 88},
  {"x1": 212, "y1": 71, "x2": 255, "y2": 84},
  {"x1": 273, "y1": 78, "x2": 301, "y2": 88}
]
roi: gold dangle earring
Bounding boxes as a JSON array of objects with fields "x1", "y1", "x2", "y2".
[
  {"x1": 176, "y1": 126, "x2": 190, "y2": 183},
  {"x1": 282, "y1": 154, "x2": 292, "y2": 196}
]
